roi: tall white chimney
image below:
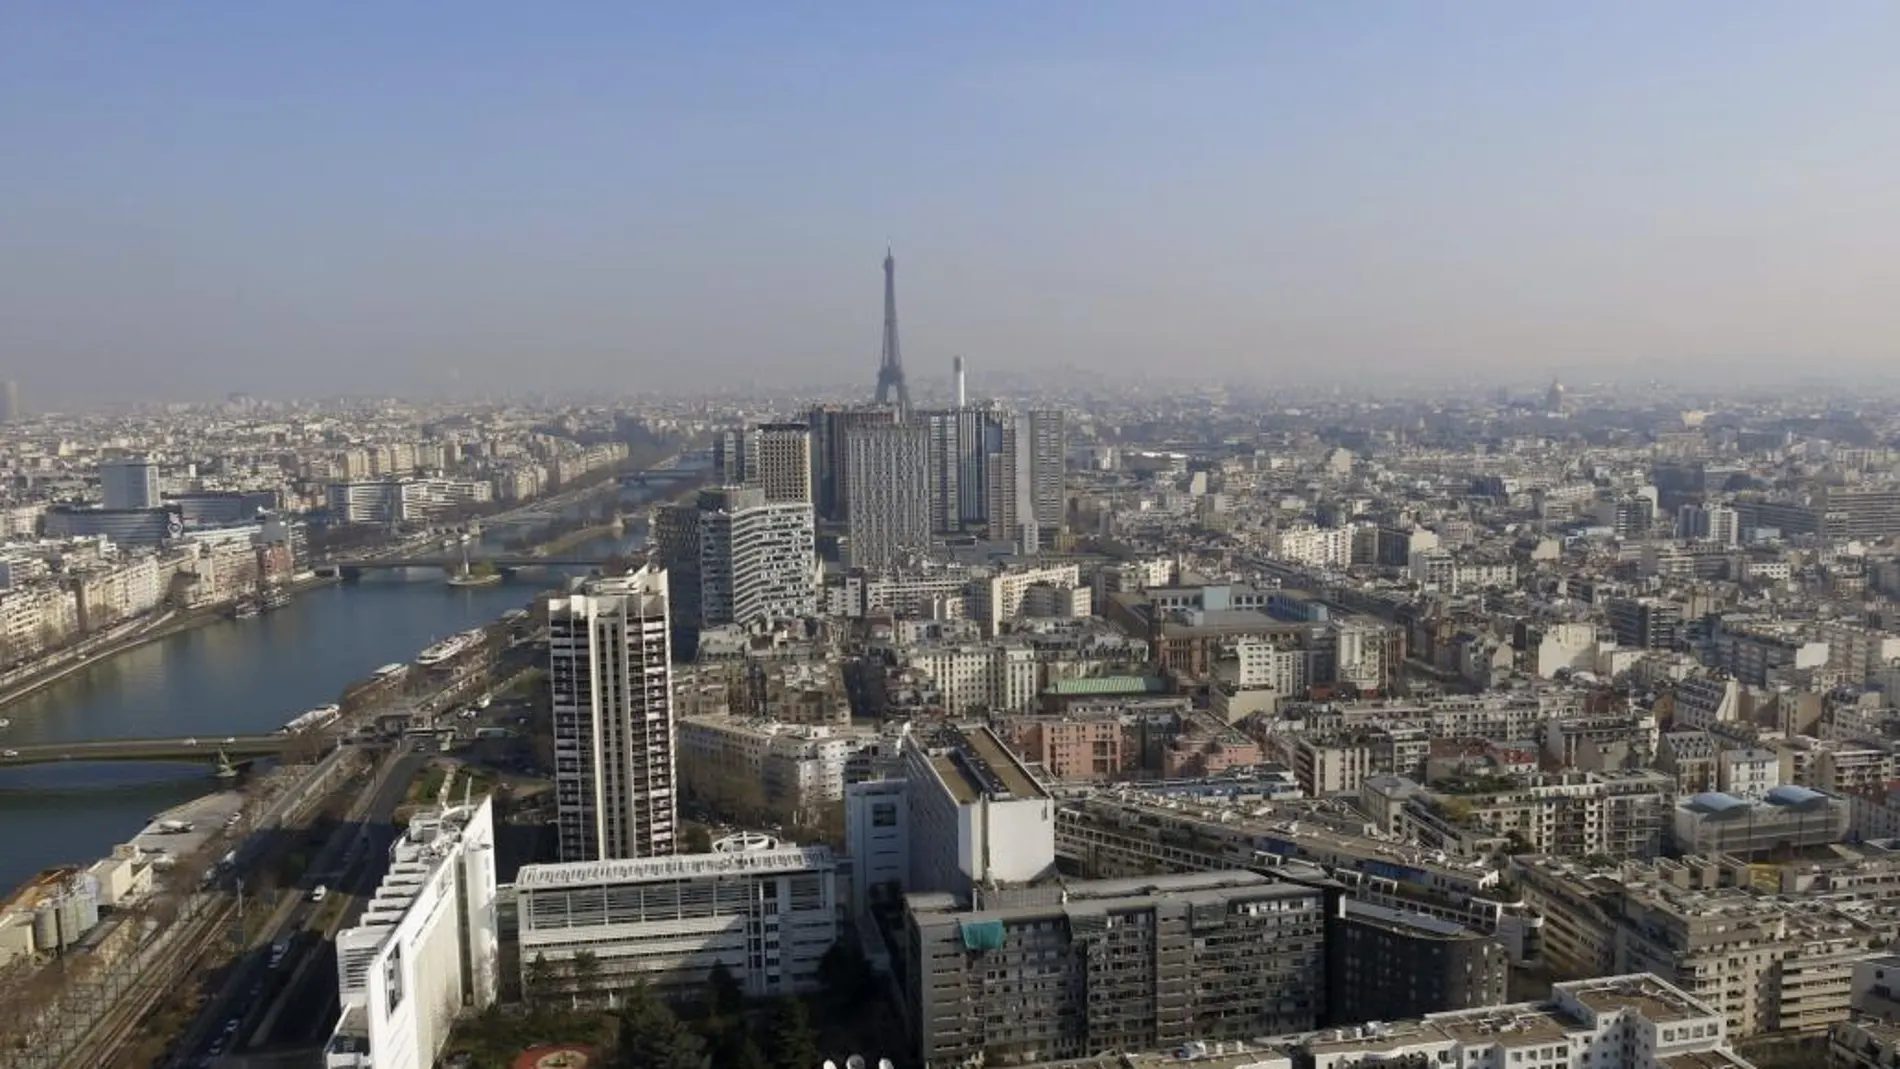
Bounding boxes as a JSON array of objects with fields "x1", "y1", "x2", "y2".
[{"x1": 953, "y1": 355, "x2": 966, "y2": 408}]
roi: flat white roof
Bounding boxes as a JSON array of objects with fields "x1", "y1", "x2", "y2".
[{"x1": 516, "y1": 844, "x2": 835, "y2": 890}]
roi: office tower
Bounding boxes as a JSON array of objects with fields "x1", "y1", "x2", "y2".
[
  {"x1": 100, "y1": 456, "x2": 161, "y2": 510},
  {"x1": 695, "y1": 486, "x2": 818, "y2": 628},
  {"x1": 547, "y1": 565, "x2": 678, "y2": 862},
  {"x1": 0, "y1": 381, "x2": 18, "y2": 423},
  {"x1": 808, "y1": 404, "x2": 897, "y2": 523},
  {"x1": 919, "y1": 409, "x2": 962, "y2": 534},
  {"x1": 1026, "y1": 408, "x2": 1067, "y2": 534},
  {"x1": 985, "y1": 412, "x2": 1039, "y2": 552},
  {"x1": 749, "y1": 422, "x2": 812, "y2": 504},
  {"x1": 844, "y1": 424, "x2": 930, "y2": 570},
  {"x1": 873, "y1": 248, "x2": 911, "y2": 411},
  {"x1": 952, "y1": 355, "x2": 966, "y2": 408}
]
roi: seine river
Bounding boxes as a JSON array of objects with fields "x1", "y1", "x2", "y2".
[{"x1": 0, "y1": 520, "x2": 646, "y2": 892}]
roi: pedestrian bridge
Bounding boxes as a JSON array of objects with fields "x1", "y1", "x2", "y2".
[{"x1": 0, "y1": 734, "x2": 289, "y2": 767}]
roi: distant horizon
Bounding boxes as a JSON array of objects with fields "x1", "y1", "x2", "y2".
[{"x1": 6, "y1": 4, "x2": 1900, "y2": 402}]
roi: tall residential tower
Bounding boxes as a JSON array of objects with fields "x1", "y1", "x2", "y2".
[{"x1": 547, "y1": 565, "x2": 678, "y2": 861}]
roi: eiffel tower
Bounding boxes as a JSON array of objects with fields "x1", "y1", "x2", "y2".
[{"x1": 874, "y1": 248, "x2": 911, "y2": 412}]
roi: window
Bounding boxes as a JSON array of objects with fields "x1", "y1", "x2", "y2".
[{"x1": 872, "y1": 803, "x2": 897, "y2": 828}]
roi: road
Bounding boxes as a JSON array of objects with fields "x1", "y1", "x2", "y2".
[{"x1": 168, "y1": 750, "x2": 426, "y2": 1068}]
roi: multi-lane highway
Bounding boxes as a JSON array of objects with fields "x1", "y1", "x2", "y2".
[{"x1": 167, "y1": 750, "x2": 426, "y2": 1068}]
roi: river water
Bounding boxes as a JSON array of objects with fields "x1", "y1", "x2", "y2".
[{"x1": 0, "y1": 500, "x2": 660, "y2": 892}]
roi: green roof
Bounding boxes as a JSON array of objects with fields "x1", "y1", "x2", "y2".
[{"x1": 1045, "y1": 675, "x2": 1168, "y2": 696}]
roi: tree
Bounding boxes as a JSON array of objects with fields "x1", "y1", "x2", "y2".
[
  {"x1": 615, "y1": 984, "x2": 709, "y2": 1069},
  {"x1": 684, "y1": 823, "x2": 715, "y2": 854},
  {"x1": 766, "y1": 996, "x2": 820, "y2": 1069},
  {"x1": 573, "y1": 949, "x2": 603, "y2": 1006},
  {"x1": 723, "y1": 1035, "x2": 770, "y2": 1069},
  {"x1": 524, "y1": 952, "x2": 558, "y2": 1012},
  {"x1": 706, "y1": 962, "x2": 744, "y2": 1016},
  {"x1": 817, "y1": 942, "x2": 874, "y2": 1005}
]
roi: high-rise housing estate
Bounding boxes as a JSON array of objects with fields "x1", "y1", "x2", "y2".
[
  {"x1": 749, "y1": 422, "x2": 813, "y2": 504},
  {"x1": 714, "y1": 423, "x2": 814, "y2": 506},
  {"x1": 844, "y1": 424, "x2": 930, "y2": 570},
  {"x1": 547, "y1": 566, "x2": 678, "y2": 862},
  {"x1": 694, "y1": 486, "x2": 818, "y2": 628},
  {"x1": 1026, "y1": 409, "x2": 1067, "y2": 534},
  {"x1": 955, "y1": 405, "x2": 991, "y2": 527},
  {"x1": 919, "y1": 409, "x2": 963, "y2": 534},
  {"x1": 808, "y1": 404, "x2": 897, "y2": 522},
  {"x1": 985, "y1": 412, "x2": 1040, "y2": 552},
  {"x1": 100, "y1": 456, "x2": 160, "y2": 510}
]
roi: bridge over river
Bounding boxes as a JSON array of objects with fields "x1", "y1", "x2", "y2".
[{"x1": 0, "y1": 734, "x2": 291, "y2": 767}]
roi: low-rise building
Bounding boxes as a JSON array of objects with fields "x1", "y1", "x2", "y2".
[{"x1": 514, "y1": 833, "x2": 840, "y2": 1002}]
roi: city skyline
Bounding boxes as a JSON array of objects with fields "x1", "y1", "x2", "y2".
[{"x1": 6, "y1": 4, "x2": 1900, "y2": 403}]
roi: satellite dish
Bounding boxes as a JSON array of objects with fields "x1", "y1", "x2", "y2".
[
  {"x1": 847, "y1": 1057, "x2": 866, "y2": 1069},
  {"x1": 824, "y1": 1062, "x2": 838, "y2": 1069},
  {"x1": 879, "y1": 1061, "x2": 896, "y2": 1069}
]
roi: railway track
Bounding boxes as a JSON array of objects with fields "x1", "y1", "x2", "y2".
[{"x1": 55, "y1": 899, "x2": 235, "y2": 1069}]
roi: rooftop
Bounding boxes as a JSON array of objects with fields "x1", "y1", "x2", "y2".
[
  {"x1": 926, "y1": 724, "x2": 1048, "y2": 804},
  {"x1": 517, "y1": 842, "x2": 836, "y2": 890}
]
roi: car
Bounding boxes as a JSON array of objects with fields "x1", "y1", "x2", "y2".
[
  {"x1": 308, "y1": 884, "x2": 327, "y2": 903},
  {"x1": 1, "y1": 750, "x2": 15, "y2": 758},
  {"x1": 222, "y1": 1018, "x2": 240, "y2": 1035},
  {"x1": 183, "y1": 738, "x2": 198, "y2": 746},
  {"x1": 224, "y1": 736, "x2": 236, "y2": 744}
]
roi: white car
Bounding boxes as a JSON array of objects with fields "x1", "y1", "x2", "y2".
[
  {"x1": 183, "y1": 738, "x2": 198, "y2": 746},
  {"x1": 224, "y1": 736, "x2": 236, "y2": 744},
  {"x1": 1, "y1": 750, "x2": 15, "y2": 758}
]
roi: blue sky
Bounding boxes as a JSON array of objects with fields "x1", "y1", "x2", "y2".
[{"x1": 3, "y1": 3, "x2": 1898, "y2": 402}]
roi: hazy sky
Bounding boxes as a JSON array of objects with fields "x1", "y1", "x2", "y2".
[{"x1": 4, "y1": 3, "x2": 1899, "y2": 402}]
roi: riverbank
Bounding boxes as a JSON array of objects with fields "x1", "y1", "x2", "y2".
[{"x1": 0, "y1": 574, "x2": 342, "y2": 714}]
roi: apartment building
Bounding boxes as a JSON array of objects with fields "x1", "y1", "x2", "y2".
[
  {"x1": 974, "y1": 562, "x2": 1083, "y2": 633},
  {"x1": 901, "y1": 724, "x2": 1055, "y2": 896},
  {"x1": 844, "y1": 423, "x2": 931, "y2": 570},
  {"x1": 1395, "y1": 771, "x2": 1674, "y2": 861},
  {"x1": 515, "y1": 834, "x2": 840, "y2": 1003},
  {"x1": 1294, "y1": 974, "x2": 1743, "y2": 1069},
  {"x1": 693, "y1": 486, "x2": 818, "y2": 629},
  {"x1": 1673, "y1": 786, "x2": 1850, "y2": 858},
  {"x1": 1051, "y1": 794, "x2": 1534, "y2": 962},
  {"x1": 546, "y1": 566, "x2": 677, "y2": 862},
  {"x1": 904, "y1": 871, "x2": 1328, "y2": 1068},
  {"x1": 901, "y1": 641, "x2": 1040, "y2": 715},
  {"x1": 1514, "y1": 854, "x2": 1880, "y2": 1036},
  {"x1": 677, "y1": 715, "x2": 873, "y2": 826}
]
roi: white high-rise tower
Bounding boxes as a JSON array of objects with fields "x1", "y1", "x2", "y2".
[{"x1": 547, "y1": 564, "x2": 677, "y2": 862}]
